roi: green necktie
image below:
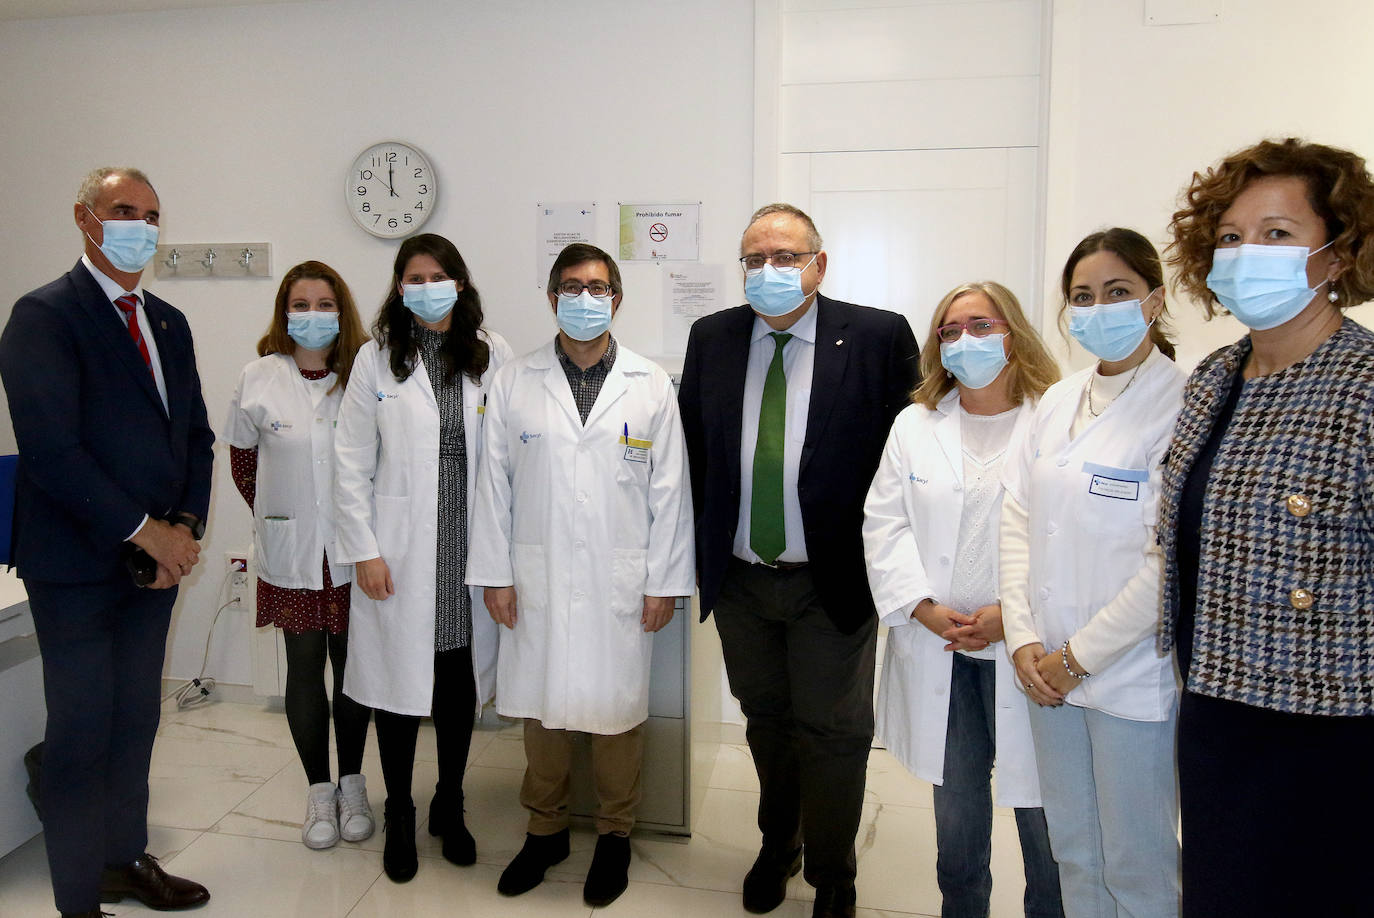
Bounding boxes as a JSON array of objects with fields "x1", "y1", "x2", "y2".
[{"x1": 751, "y1": 332, "x2": 792, "y2": 564}]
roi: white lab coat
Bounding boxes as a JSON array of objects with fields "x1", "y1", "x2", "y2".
[
  {"x1": 466, "y1": 340, "x2": 695, "y2": 735},
  {"x1": 333, "y1": 331, "x2": 513, "y2": 716},
  {"x1": 1002, "y1": 354, "x2": 1185, "y2": 722},
  {"x1": 222, "y1": 353, "x2": 350, "y2": 590},
  {"x1": 863, "y1": 392, "x2": 1041, "y2": 807}
]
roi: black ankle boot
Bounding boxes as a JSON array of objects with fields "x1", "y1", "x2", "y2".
[
  {"x1": 441, "y1": 794, "x2": 476, "y2": 866},
  {"x1": 427, "y1": 784, "x2": 448, "y2": 837},
  {"x1": 382, "y1": 798, "x2": 418, "y2": 883},
  {"x1": 497, "y1": 829, "x2": 570, "y2": 896}
]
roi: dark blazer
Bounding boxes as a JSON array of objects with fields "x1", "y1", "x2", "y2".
[
  {"x1": 678, "y1": 293, "x2": 919, "y2": 634},
  {"x1": 0, "y1": 260, "x2": 215, "y2": 583}
]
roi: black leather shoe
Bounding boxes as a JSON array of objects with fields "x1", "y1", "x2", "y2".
[
  {"x1": 382, "y1": 798, "x2": 418, "y2": 883},
  {"x1": 497, "y1": 829, "x2": 570, "y2": 896},
  {"x1": 60, "y1": 911, "x2": 112, "y2": 917},
  {"x1": 742, "y1": 846, "x2": 802, "y2": 913},
  {"x1": 583, "y1": 832, "x2": 631, "y2": 907},
  {"x1": 99, "y1": 854, "x2": 209, "y2": 910},
  {"x1": 811, "y1": 884, "x2": 856, "y2": 918}
]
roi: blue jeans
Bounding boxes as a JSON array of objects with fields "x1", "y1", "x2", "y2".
[
  {"x1": 933, "y1": 654, "x2": 1063, "y2": 918},
  {"x1": 1026, "y1": 701, "x2": 1179, "y2": 918}
]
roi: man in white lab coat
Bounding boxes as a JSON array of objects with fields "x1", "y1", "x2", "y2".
[{"x1": 467, "y1": 243, "x2": 694, "y2": 908}]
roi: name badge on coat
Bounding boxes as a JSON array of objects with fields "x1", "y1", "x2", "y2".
[{"x1": 1082, "y1": 461, "x2": 1147, "y2": 501}]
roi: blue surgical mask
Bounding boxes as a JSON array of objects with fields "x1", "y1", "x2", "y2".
[
  {"x1": 85, "y1": 205, "x2": 158, "y2": 273},
  {"x1": 286, "y1": 311, "x2": 340, "y2": 351},
  {"x1": 744, "y1": 255, "x2": 817, "y2": 317},
  {"x1": 556, "y1": 290, "x2": 614, "y2": 341},
  {"x1": 940, "y1": 333, "x2": 1008, "y2": 390},
  {"x1": 402, "y1": 280, "x2": 458, "y2": 324},
  {"x1": 1206, "y1": 242, "x2": 1332, "y2": 331},
  {"x1": 1068, "y1": 290, "x2": 1157, "y2": 362}
]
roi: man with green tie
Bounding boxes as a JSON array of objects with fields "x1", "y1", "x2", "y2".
[{"x1": 678, "y1": 204, "x2": 920, "y2": 918}]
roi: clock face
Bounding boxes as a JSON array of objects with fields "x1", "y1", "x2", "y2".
[{"x1": 347, "y1": 141, "x2": 437, "y2": 238}]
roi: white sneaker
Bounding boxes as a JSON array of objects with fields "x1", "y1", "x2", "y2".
[
  {"x1": 337, "y1": 773, "x2": 375, "y2": 842},
  {"x1": 303, "y1": 781, "x2": 340, "y2": 849}
]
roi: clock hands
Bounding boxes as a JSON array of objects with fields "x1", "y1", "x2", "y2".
[{"x1": 387, "y1": 163, "x2": 399, "y2": 198}]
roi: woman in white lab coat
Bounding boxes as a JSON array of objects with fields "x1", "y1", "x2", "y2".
[
  {"x1": 863, "y1": 281, "x2": 1063, "y2": 918},
  {"x1": 1000, "y1": 229, "x2": 1185, "y2": 918},
  {"x1": 224, "y1": 260, "x2": 372, "y2": 851},
  {"x1": 334, "y1": 234, "x2": 511, "y2": 883}
]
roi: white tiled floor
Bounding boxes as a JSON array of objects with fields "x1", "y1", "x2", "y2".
[{"x1": 0, "y1": 701, "x2": 1038, "y2": 917}]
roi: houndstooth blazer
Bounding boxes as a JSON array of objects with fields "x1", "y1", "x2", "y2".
[{"x1": 1158, "y1": 319, "x2": 1374, "y2": 716}]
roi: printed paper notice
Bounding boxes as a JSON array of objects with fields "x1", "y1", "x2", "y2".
[
  {"x1": 619, "y1": 203, "x2": 700, "y2": 261},
  {"x1": 537, "y1": 202, "x2": 596, "y2": 286},
  {"x1": 665, "y1": 264, "x2": 725, "y2": 319}
]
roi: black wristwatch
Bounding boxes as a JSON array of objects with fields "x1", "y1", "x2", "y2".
[{"x1": 166, "y1": 511, "x2": 205, "y2": 540}]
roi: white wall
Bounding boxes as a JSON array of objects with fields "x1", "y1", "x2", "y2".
[
  {"x1": 1043, "y1": 0, "x2": 1374, "y2": 370},
  {"x1": 0, "y1": 0, "x2": 754, "y2": 684}
]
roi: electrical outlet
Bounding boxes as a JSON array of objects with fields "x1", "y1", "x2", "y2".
[{"x1": 226, "y1": 552, "x2": 250, "y2": 607}]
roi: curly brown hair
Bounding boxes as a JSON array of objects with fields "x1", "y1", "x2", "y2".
[{"x1": 1167, "y1": 138, "x2": 1374, "y2": 316}]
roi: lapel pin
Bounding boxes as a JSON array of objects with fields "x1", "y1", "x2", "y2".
[
  {"x1": 835, "y1": 339, "x2": 843, "y2": 346},
  {"x1": 160, "y1": 320, "x2": 168, "y2": 329}
]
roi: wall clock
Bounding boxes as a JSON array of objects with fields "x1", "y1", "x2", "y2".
[{"x1": 347, "y1": 140, "x2": 437, "y2": 238}]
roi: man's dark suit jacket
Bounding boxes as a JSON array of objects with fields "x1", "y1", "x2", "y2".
[
  {"x1": 0, "y1": 260, "x2": 215, "y2": 583},
  {"x1": 678, "y1": 293, "x2": 919, "y2": 634}
]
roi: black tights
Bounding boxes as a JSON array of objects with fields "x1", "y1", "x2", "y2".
[
  {"x1": 373, "y1": 645, "x2": 476, "y2": 804},
  {"x1": 282, "y1": 629, "x2": 372, "y2": 785}
]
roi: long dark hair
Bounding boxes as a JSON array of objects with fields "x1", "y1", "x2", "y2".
[
  {"x1": 1059, "y1": 228, "x2": 1176, "y2": 361},
  {"x1": 373, "y1": 233, "x2": 490, "y2": 384}
]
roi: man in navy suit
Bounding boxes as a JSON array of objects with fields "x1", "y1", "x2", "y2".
[
  {"x1": 678, "y1": 204, "x2": 919, "y2": 918},
  {"x1": 0, "y1": 167, "x2": 214, "y2": 918}
]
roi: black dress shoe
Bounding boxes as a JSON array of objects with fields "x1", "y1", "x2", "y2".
[
  {"x1": 583, "y1": 832, "x2": 631, "y2": 907},
  {"x1": 497, "y1": 829, "x2": 570, "y2": 896},
  {"x1": 382, "y1": 797, "x2": 418, "y2": 883},
  {"x1": 742, "y1": 846, "x2": 802, "y2": 913},
  {"x1": 60, "y1": 911, "x2": 112, "y2": 917},
  {"x1": 99, "y1": 853, "x2": 209, "y2": 910},
  {"x1": 811, "y1": 884, "x2": 856, "y2": 918}
]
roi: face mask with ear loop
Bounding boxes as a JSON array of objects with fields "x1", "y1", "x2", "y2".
[
  {"x1": 84, "y1": 204, "x2": 159, "y2": 272},
  {"x1": 1068, "y1": 288, "x2": 1162, "y2": 362},
  {"x1": 1205, "y1": 241, "x2": 1335, "y2": 330}
]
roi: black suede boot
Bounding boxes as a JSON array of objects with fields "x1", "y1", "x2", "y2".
[
  {"x1": 440, "y1": 792, "x2": 476, "y2": 866},
  {"x1": 382, "y1": 798, "x2": 418, "y2": 883},
  {"x1": 497, "y1": 829, "x2": 570, "y2": 896}
]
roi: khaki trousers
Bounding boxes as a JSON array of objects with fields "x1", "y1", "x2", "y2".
[{"x1": 520, "y1": 718, "x2": 644, "y2": 836}]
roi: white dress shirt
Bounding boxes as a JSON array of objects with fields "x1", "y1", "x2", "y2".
[
  {"x1": 81, "y1": 254, "x2": 168, "y2": 411},
  {"x1": 82, "y1": 254, "x2": 169, "y2": 540},
  {"x1": 733, "y1": 300, "x2": 817, "y2": 563}
]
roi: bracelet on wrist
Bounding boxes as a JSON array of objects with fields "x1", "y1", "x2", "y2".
[{"x1": 1062, "y1": 640, "x2": 1090, "y2": 679}]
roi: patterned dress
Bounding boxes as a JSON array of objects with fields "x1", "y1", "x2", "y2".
[{"x1": 416, "y1": 322, "x2": 471, "y2": 651}]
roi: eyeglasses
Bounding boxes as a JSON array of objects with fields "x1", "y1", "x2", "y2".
[
  {"x1": 935, "y1": 317, "x2": 1009, "y2": 343},
  {"x1": 557, "y1": 281, "x2": 615, "y2": 298},
  {"x1": 739, "y1": 251, "x2": 817, "y2": 272}
]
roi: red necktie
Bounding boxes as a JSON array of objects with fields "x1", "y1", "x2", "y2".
[{"x1": 114, "y1": 294, "x2": 153, "y2": 374}]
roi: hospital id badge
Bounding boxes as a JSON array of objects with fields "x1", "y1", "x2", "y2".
[{"x1": 620, "y1": 432, "x2": 652, "y2": 463}]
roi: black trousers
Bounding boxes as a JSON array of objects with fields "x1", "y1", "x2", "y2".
[
  {"x1": 26, "y1": 576, "x2": 177, "y2": 914},
  {"x1": 1178, "y1": 689, "x2": 1374, "y2": 917},
  {"x1": 712, "y1": 558, "x2": 876, "y2": 889}
]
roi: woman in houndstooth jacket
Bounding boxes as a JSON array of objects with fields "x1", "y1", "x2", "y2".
[{"x1": 1163, "y1": 137, "x2": 1374, "y2": 918}]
